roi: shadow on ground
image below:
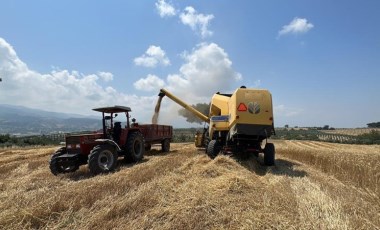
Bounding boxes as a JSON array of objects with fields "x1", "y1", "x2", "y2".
[
  {"x1": 239, "y1": 155, "x2": 307, "y2": 178},
  {"x1": 144, "y1": 149, "x2": 177, "y2": 156},
  {"x1": 64, "y1": 158, "x2": 150, "y2": 181}
]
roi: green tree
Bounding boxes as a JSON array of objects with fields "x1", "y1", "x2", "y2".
[
  {"x1": 0, "y1": 134, "x2": 11, "y2": 143},
  {"x1": 367, "y1": 122, "x2": 380, "y2": 128}
]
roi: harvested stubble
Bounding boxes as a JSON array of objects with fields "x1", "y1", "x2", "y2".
[{"x1": 0, "y1": 142, "x2": 379, "y2": 229}]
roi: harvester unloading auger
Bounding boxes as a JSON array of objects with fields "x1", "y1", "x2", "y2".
[{"x1": 158, "y1": 86, "x2": 276, "y2": 166}]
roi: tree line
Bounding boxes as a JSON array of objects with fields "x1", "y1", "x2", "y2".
[
  {"x1": 0, "y1": 134, "x2": 62, "y2": 147},
  {"x1": 272, "y1": 129, "x2": 380, "y2": 145},
  {"x1": 2, "y1": 126, "x2": 379, "y2": 147},
  {"x1": 367, "y1": 122, "x2": 380, "y2": 128},
  {"x1": 0, "y1": 130, "x2": 199, "y2": 147}
]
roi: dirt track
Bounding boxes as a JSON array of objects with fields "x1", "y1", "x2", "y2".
[{"x1": 0, "y1": 141, "x2": 379, "y2": 229}]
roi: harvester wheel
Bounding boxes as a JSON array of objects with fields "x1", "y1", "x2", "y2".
[
  {"x1": 49, "y1": 147, "x2": 79, "y2": 175},
  {"x1": 162, "y1": 139, "x2": 170, "y2": 152},
  {"x1": 88, "y1": 145, "x2": 118, "y2": 175},
  {"x1": 207, "y1": 140, "x2": 221, "y2": 159},
  {"x1": 204, "y1": 139, "x2": 210, "y2": 152},
  {"x1": 264, "y1": 143, "x2": 275, "y2": 166},
  {"x1": 126, "y1": 132, "x2": 145, "y2": 162}
]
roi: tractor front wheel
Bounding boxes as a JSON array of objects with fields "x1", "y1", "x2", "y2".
[
  {"x1": 88, "y1": 145, "x2": 118, "y2": 175},
  {"x1": 49, "y1": 147, "x2": 79, "y2": 175}
]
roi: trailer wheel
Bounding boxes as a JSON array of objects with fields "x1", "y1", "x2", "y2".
[
  {"x1": 162, "y1": 139, "x2": 170, "y2": 152},
  {"x1": 145, "y1": 144, "x2": 152, "y2": 151},
  {"x1": 264, "y1": 143, "x2": 275, "y2": 166},
  {"x1": 88, "y1": 145, "x2": 118, "y2": 175},
  {"x1": 126, "y1": 132, "x2": 145, "y2": 162},
  {"x1": 49, "y1": 147, "x2": 79, "y2": 175},
  {"x1": 207, "y1": 140, "x2": 221, "y2": 159}
]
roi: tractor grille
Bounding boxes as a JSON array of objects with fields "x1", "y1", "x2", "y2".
[{"x1": 66, "y1": 136, "x2": 81, "y2": 145}]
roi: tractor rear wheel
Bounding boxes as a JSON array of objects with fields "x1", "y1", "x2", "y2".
[
  {"x1": 264, "y1": 143, "x2": 275, "y2": 166},
  {"x1": 88, "y1": 145, "x2": 118, "y2": 175},
  {"x1": 126, "y1": 132, "x2": 145, "y2": 162},
  {"x1": 161, "y1": 139, "x2": 170, "y2": 152},
  {"x1": 207, "y1": 140, "x2": 221, "y2": 159},
  {"x1": 49, "y1": 147, "x2": 79, "y2": 175}
]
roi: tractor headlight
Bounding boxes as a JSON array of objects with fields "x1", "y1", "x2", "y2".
[{"x1": 67, "y1": 144, "x2": 80, "y2": 149}]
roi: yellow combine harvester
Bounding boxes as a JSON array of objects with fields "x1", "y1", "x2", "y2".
[{"x1": 159, "y1": 86, "x2": 276, "y2": 165}]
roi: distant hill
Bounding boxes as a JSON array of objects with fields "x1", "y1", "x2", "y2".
[{"x1": 0, "y1": 104, "x2": 102, "y2": 135}]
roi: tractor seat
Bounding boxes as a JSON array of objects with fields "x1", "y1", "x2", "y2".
[{"x1": 113, "y1": 122, "x2": 122, "y2": 143}]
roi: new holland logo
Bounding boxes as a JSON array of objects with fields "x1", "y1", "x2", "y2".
[{"x1": 248, "y1": 102, "x2": 260, "y2": 114}]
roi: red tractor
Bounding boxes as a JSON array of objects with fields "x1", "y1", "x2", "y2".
[{"x1": 49, "y1": 106, "x2": 173, "y2": 175}]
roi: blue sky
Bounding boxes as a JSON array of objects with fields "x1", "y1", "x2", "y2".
[{"x1": 0, "y1": 0, "x2": 379, "y2": 128}]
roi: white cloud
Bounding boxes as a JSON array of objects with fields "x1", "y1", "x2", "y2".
[
  {"x1": 180, "y1": 6, "x2": 214, "y2": 38},
  {"x1": 155, "y1": 0, "x2": 176, "y2": 18},
  {"x1": 166, "y1": 74, "x2": 188, "y2": 89},
  {"x1": 0, "y1": 37, "x2": 243, "y2": 127},
  {"x1": 132, "y1": 43, "x2": 241, "y2": 125},
  {"x1": 131, "y1": 42, "x2": 242, "y2": 125},
  {"x1": 133, "y1": 74, "x2": 165, "y2": 92},
  {"x1": 0, "y1": 37, "x2": 157, "y2": 122},
  {"x1": 134, "y1": 45, "x2": 170, "y2": 68},
  {"x1": 278, "y1": 17, "x2": 314, "y2": 37},
  {"x1": 98, "y1": 71, "x2": 113, "y2": 82},
  {"x1": 252, "y1": 80, "x2": 261, "y2": 88},
  {"x1": 175, "y1": 43, "x2": 241, "y2": 96},
  {"x1": 274, "y1": 105, "x2": 303, "y2": 117}
]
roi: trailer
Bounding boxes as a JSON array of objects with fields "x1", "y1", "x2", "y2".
[{"x1": 137, "y1": 124, "x2": 173, "y2": 151}]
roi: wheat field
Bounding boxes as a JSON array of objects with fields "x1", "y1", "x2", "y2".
[{"x1": 0, "y1": 141, "x2": 379, "y2": 229}]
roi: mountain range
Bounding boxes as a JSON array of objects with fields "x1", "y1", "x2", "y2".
[{"x1": 0, "y1": 104, "x2": 102, "y2": 135}]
